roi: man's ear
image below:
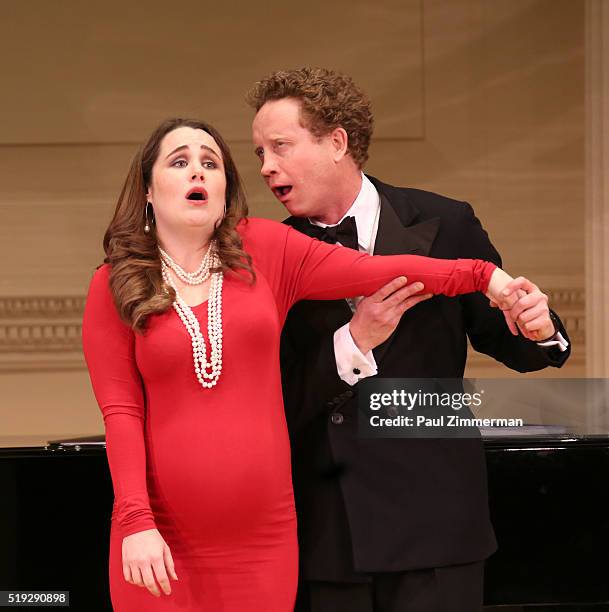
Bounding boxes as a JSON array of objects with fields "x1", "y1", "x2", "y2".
[{"x1": 330, "y1": 127, "x2": 349, "y2": 162}]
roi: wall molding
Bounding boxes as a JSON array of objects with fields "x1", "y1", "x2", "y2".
[
  {"x1": 0, "y1": 288, "x2": 585, "y2": 373},
  {"x1": 0, "y1": 296, "x2": 85, "y2": 372},
  {"x1": 0, "y1": 296, "x2": 85, "y2": 319}
]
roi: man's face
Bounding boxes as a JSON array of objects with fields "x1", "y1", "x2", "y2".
[{"x1": 252, "y1": 98, "x2": 338, "y2": 219}]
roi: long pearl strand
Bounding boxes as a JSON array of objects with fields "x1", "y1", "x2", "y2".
[{"x1": 160, "y1": 242, "x2": 223, "y2": 389}]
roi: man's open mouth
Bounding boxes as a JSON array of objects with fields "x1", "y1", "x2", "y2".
[{"x1": 272, "y1": 186, "x2": 292, "y2": 198}]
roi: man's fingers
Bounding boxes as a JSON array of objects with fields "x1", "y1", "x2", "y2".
[
  {"x1": 396, "y1": 293, "x2": 433, "y2": 314},
  {"x1": 516, "y1": 302, "x2": 547, "y2": 324},
  {"x1": 506, "y1": 299, "x2": 530, "y2": 322},
  {"x1": 508, "y1": 291, "x2": 547, "y2": 321},
  {"x1": 501, "y1": 276, "x2": 538, "y2": 298},
  {"x1": 518, "y1": 316, "x2": 551, "y2": 341},
  {"x1": 514, "y1": 292, "x2": 543, "y2": 310},
  {"x1": 399, "y1": 282, "x2": 426, "y2": 298},
  {"x1": 520, "y1": 314, "x2": 551, "y2": 333},
  {"x1": 384, "y1": 282, "x2": 426, "y2": 308},
  {"x1": 502, "y1": 309, "x2": 519, "y2": 336},
  {"x1": 371, "y1": 276, "x2": 409, "y2": 302}
]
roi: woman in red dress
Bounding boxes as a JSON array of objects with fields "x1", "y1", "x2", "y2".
[{"x1": 82, "y1": 118, "x2": 520, "y2": 611}]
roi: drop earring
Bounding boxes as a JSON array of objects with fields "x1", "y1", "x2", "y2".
[{"x1": 144, "y1": 201, "x2": 153, "y2": 233}]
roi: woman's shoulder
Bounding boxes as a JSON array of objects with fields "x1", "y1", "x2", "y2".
[
  {"x1": 236, "y1": 217, "x2": 291, "y2": 252},
  {"x1": 91, "y1": 262, "x2": 111, "y2": 281},
  {"x1": 237, "y1": 216, "x2": 288, "y2": 236},
  {"x1": 86, "y1": 263, "x2": 112, "y2": 296}
]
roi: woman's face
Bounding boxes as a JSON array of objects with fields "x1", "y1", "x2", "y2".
[{"x1": 146, "y1": 126, "x2": 227, "y2": 238}]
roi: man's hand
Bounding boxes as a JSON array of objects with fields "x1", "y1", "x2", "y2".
[
  {"x1": 493, "y1": 276, "x2": 555, "y2": 342},
  {"x1": 349, "y1": 276, "x2": 432, "y2": 354}
]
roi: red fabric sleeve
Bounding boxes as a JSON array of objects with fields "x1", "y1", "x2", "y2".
[
  {"x1": 82, "y1": 264, "x2": 157, "y2": 538},
  {"x1": 240, "y1": 218, "x2": 497, "y2": 323}
]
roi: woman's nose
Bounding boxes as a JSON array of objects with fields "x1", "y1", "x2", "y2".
[{"x1": 191, "y1": 166, "x2": 205, "y2": 180}]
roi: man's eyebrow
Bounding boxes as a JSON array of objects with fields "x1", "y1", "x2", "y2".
[{"x1": 165, "y1": 144, "x2": 221, "y2": 160}]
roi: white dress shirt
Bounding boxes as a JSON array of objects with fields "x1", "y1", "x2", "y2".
[
  {"x1": 309, "y1": 173, "x2": 569, "y2": 386},
  {"x1": 310, "y1": 173, "x2": 380, "y2": 385}
]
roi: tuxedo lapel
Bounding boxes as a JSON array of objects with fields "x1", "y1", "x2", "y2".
[
  {"x1": 373, "y1": 193, "x2": 440, "y2": 257},
  {"x1": 371, "y1": 192, "x2": 440, "y2": 364}
]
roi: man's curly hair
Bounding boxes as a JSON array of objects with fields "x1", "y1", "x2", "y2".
[{"x1": 246, "y1": 67, "x2": 374, "y2": 168}]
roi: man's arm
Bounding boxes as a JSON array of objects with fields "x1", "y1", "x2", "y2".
[
  {"x1": 334, "y1": 277, "x2": 432, "y2": 384},
  {"x1": 457, "y1": 202, "x2": 571, "y2": 370},
  {"x1": 281, "y1": 277, "x2": 434, "y2": 433}
]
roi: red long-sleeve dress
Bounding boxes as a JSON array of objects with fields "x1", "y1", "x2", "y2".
[{"x1": 82, "y1": 217, "x2": 496, "y2": 611}]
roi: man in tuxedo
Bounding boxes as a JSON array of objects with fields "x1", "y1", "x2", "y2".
[{"x1": 247, "y1": 68, "x2": 570, "y2": 612}]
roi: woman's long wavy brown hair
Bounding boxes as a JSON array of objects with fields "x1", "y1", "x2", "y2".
[{"x1": 103, "y1": 118, "x2": 255, "y2": 332}]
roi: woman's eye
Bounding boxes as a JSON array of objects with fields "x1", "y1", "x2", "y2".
[
  {"x1": 172, "y1": 159, "x2": 187, "y2": 168},
  {"x1": 203, "y1": 160, "x2": 217, "y2": 169}
]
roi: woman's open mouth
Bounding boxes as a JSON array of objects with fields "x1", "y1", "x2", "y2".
[{"x1": 185, "y1": 187, "x2": 209, "y2": 203}]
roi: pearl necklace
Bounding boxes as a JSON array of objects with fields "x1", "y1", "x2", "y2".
[
  {"x1": 159, "y1": 242, "x2": 215, "y2": 285},
  {"x1": 160, "y1": 242, "x2": 223, "y2": 389}
]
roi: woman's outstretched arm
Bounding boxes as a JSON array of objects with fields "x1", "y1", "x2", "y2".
[{"x1": 241, "y1": 217, "x2": 516, "y2": 322}]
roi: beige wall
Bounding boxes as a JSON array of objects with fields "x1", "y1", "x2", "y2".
[{"x1": 0, "y1": 0, "x2": 586, "y2": 438}]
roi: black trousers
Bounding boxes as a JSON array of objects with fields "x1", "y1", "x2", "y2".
[{"x1": 294, "y1": 561, "x2": 484, "y2": 612}]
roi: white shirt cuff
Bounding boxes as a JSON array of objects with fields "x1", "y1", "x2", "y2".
[
  {"x1": 536, "y1": 331, "x2": 569, "y2": 352},
  {"x1": 333, "y1": 323, "x2": 378, "y2": 386}
]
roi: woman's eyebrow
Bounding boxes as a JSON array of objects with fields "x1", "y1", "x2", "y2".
[{"x1": 165, "y1": 144, "x2": 221, "y2": 160}]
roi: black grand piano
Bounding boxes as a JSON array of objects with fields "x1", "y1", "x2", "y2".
[{"x1": 2, "y1": 379, "x2": 609, "y2": 611}]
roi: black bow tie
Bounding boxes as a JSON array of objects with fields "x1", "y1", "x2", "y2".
[{"x1": 301, "y1": 216, "x2": 359, "y2": 251}]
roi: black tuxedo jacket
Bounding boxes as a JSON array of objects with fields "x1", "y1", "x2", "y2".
[{"x1": 280, "y1": 176, "x2": 570, "y2": 581}]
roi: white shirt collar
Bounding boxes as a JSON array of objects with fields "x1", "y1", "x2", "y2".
[{"x1": 309, "y1": 173, "x2": 381, "y2": 253}]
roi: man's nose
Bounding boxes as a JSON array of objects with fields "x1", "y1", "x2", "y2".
[{"x1": 260, "y1": 154, "x2": 278, "y2": 178}]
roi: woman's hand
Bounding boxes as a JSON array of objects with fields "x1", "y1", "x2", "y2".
[
  {"x1": 486, "y1": 268, "x2": 518, "y2": 323},
  {"x1": 122, "y1": 528, "x2": 178, "y2": 597}
]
